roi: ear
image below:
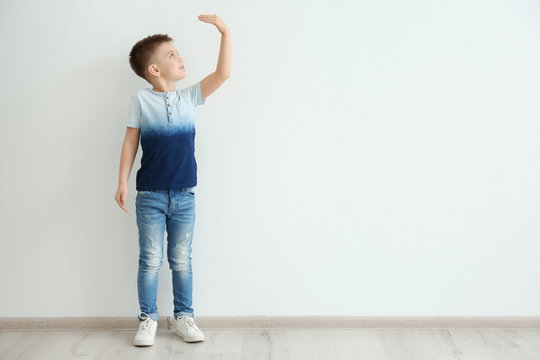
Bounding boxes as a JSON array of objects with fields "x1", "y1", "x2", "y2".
[{"x1": 147, "y1": 64, "x2": 160, "y2": 78}]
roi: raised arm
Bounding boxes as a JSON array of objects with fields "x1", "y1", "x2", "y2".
[{"x1": 197, "y1": 14, "x2": 231, "y2": 100}]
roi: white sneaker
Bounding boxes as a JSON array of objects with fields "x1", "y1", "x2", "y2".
[
  {"x1": 133, "y1": 312, "x2": 158, "y2": 346},
  {"x1": 175, "y1": 316, "x2": 205, "y2": 342}
]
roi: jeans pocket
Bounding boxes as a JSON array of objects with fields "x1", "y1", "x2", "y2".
[{"x1": 137, "y1": 191, "x2": 153, "y2": 198}]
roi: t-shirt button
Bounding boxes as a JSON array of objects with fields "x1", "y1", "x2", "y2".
[
  {"x1": 167, "y1": 104, "x2": 170, "y2": 107},
  {"x1": 168, "y1": 112, "x2": 171, "y2": 115}
]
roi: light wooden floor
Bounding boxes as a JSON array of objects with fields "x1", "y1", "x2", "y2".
[{"x1": 0, "y1": 328, "x2": 539, "y2": 359}]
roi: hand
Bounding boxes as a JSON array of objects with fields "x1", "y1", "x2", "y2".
[
  {"x1": 198, "y1": 14, "x2": 229, "y2": 34},
  {"x1": 115, "y1": 185, "x2": 129, "y2": 213}
]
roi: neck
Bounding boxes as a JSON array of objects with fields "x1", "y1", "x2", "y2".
[{"x1": 152, "y1": 79, "x2": 176, "y2": 92}]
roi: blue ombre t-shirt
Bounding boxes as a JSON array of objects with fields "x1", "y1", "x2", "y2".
[{"x1": 125, "y1": 81, "x2": 206, "y2": 191}]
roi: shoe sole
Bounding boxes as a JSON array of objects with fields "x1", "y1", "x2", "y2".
[
  {"x1": 133, "y1": 339, "x2": 154, "y2": 346},
  {"x1": 175, "y1": 329, "x2": 205, "y2": 342}
]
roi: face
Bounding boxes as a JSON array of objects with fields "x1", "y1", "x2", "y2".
[{"x1": 149, "y1": 41, "x2": 186, "y2": 81}]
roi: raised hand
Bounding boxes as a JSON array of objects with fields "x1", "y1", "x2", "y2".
[{"x1": 198, "y1": 14, "x2": 229, "y2": 34}]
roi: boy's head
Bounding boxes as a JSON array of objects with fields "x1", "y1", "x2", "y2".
[{"x1": 129, "y1": 34, "x2": 186, "y2": 85}]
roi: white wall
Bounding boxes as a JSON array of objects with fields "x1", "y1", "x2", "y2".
[{"x1": 0, "y1": 0, "x2": 539, "y2": 318}]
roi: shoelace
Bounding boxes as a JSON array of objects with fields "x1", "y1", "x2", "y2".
[
  {"x1": 180, "y1": 316, "x2": 199, "y2": 330},
  {"x1": 140, "y1": 318, "x2": 154, "y2": 333}
]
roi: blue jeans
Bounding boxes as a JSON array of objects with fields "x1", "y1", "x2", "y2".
[{"x1": 135, "y1": 187, "x2": 196, "y2": 322}]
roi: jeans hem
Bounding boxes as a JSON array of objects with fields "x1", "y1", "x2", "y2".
[
  {"x1": 174, "y1": 311, "x2": 195, "y2": 320},
  {"x1": 138, "y1": 311, "x2": 159, "y2": 322}
]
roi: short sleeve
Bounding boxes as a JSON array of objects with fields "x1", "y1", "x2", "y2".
[
  {"x1": 125, "y1": 94, "x2": 141, "y2": 128},
  {"x1": 183, "y1": 81, "x2": 206, "y2": 107}
]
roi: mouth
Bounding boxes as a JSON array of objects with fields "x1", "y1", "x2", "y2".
[{"x1": 179, "y1": 66, "x2": 185, "y2": 70}]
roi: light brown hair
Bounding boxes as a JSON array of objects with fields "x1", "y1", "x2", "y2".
[{"x1": 129, "y1": 34, "x2": 173, "y2": 82}]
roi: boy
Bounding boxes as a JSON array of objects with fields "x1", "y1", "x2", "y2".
[{"x1": 114, "y1": 14, "x2": 231, "y2": 347}]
